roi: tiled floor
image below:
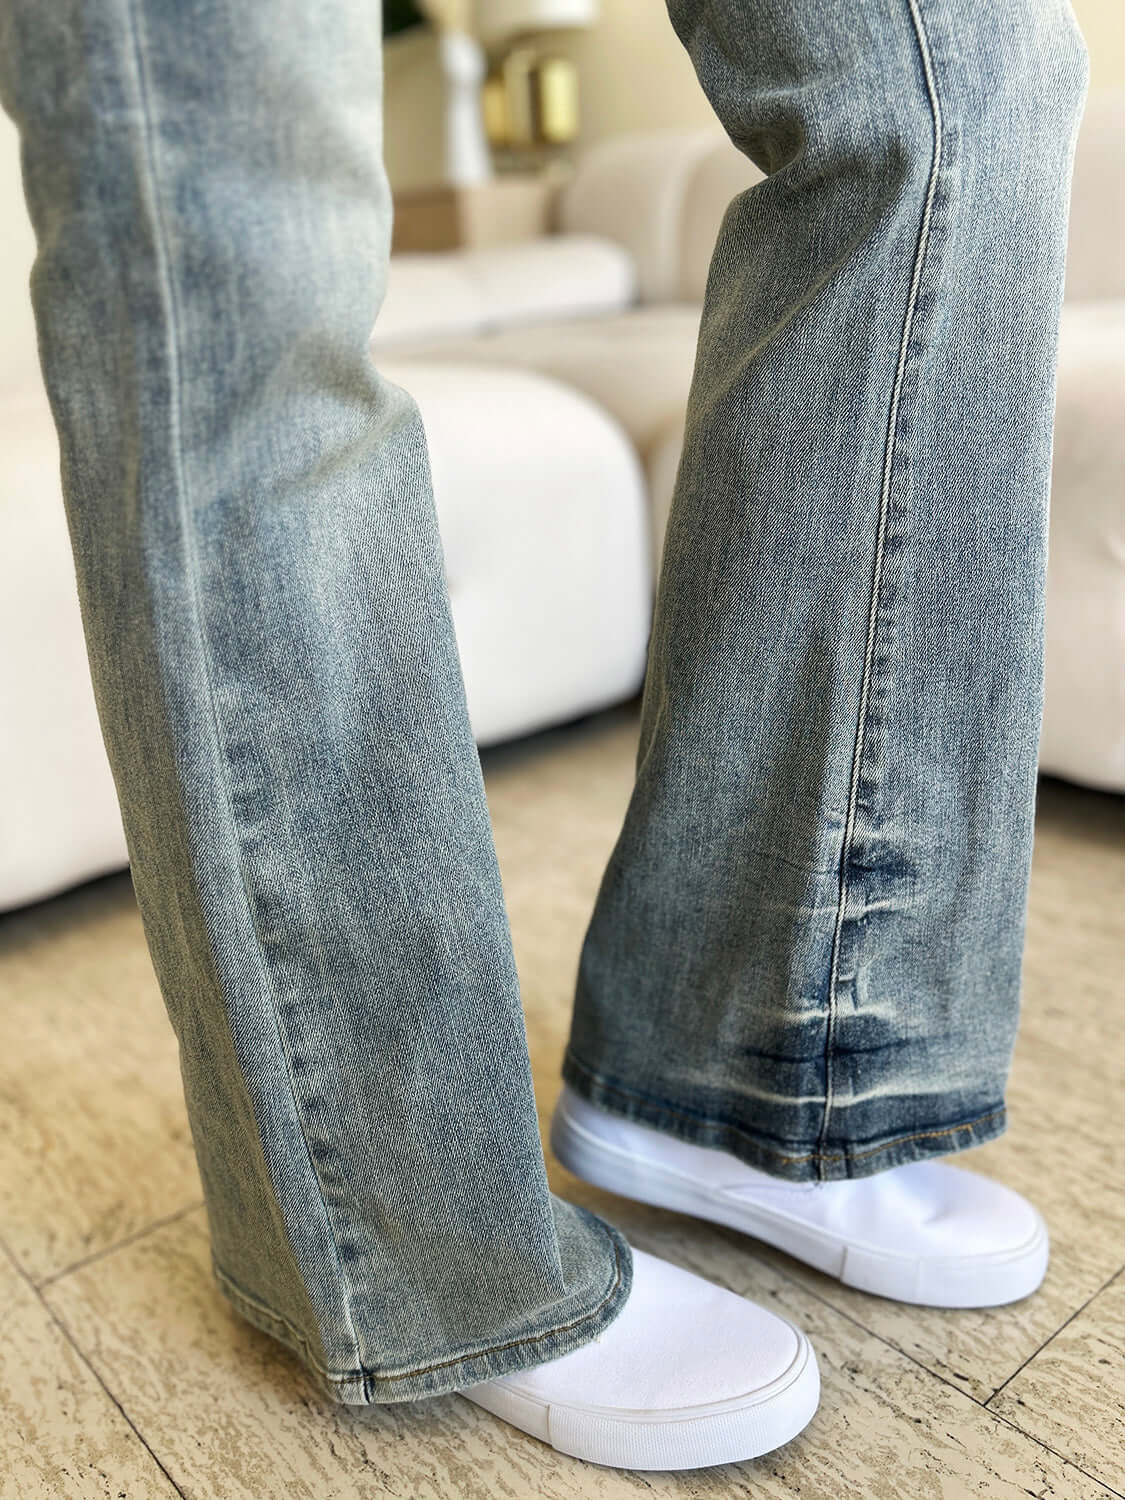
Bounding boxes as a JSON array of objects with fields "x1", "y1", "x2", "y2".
[{"x1": 1, "y1": 705, "x2": 1122, "y2": 1499}]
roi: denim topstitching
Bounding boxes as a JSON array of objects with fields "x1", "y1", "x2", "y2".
[
  {"x1": 121, "y1": 0, "x2": 366, "y2": 1376},
  {"x1": 213, "y1": 1222, "x2": 625, "y2": 1396},
  {"x1": 818, "y1": 0, "x2": 947, "y2": 1180}
]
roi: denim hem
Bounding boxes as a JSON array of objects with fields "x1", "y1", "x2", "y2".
[
  {"x1": 562, "y1": 1049, "x2": 1008, "y2": 1184},
  {"x1": 211, "y1": 1214, "x2": 633, "y2": 1406}
]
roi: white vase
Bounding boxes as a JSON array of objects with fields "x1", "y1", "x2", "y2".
[{"x1": 438, "y1": 30, "x2": 492, "y2": 186}]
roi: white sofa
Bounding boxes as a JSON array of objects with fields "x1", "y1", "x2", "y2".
[{"x1": 1, "y1": 96, "x2": 1122, "y2": 910}]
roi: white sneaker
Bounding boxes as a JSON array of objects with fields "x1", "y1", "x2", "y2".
[
  {"x1": 550, "y1": 1085, "x2": 1048, "y2": 1309},
  {"x1": 460, "y1": 1246, "x2": 818, "y2": 1470}
]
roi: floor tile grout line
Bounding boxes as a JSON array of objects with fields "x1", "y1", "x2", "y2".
[
  {"x1": 707, "y1": 1225, "x2": 1005, "y2": 1397},
  {"x1": 708, "y1": 1227, "x2": 1125, "y2": 1496},
  {"x1": 710, "y1": 1223, "x2": 1102, "y2": 1408},
  {"x1": 986, "y1": 1404, "x2": 1125, "y2": 1500},
  {"x1": 8, "y1": 1209, "x2": 1123, "y2": 1500},
  {"x1": 985, "y1": 1260, "x2": 1125, "y2": 1405},
  {"x1": 0, "y1": 1231, "x2": 188, "y2": 1500},
  {"x1": 35, "y1": 1199, "x2": 206, "y2": 1290}
]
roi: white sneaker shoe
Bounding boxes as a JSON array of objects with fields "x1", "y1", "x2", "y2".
[
  {"x1": 460, "y1": 1246, "x2": 819, "y2": 1470},
  {"x1": 551, "y1": 1085, "x2": 1048, "y2": 1309}
]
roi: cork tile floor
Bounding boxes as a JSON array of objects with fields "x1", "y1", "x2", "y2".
[{"x1": 1, "y1": 705, "x2": 1122, "y2": 1499}]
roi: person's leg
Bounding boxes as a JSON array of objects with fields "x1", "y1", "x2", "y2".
[
  {"x1": 0, "y1": 0, "x2": 632, "y2": 1404},
  {"x1": 1, "y1": 0, "x2": 824, "y2": 1466},
  {"x1": 563, "y1": 1, "x2": 1089, "y2": 1181}
]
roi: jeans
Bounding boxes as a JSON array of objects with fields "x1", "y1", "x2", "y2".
[{"x1": 0, "y1": 0, "x2": 1086, "y2": 1409}]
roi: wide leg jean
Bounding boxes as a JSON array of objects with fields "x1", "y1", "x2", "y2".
[
  {"x1": 0, "y1": 0, "x2": 1086, "y2": 1407},
  {"x1": 566, "y1": 0, "x2": 1088, "y2": 1180}
]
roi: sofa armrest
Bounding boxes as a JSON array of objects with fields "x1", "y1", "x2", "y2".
[
  {"x1": 556, "y1": 89, "x2": 1124, "y2": 309},
  {"x1": 375, "y1": 234, "x2": 636, "y2": 349},
  {"x1": 557, "y1": 129, "x2": 762, "y2": 305}
]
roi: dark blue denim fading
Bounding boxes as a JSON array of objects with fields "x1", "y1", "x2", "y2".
[{"x1": 0, "y1": 0, "x2": 1085, "y2": 1408}]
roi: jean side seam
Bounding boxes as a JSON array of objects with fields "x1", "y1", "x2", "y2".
[
  {"x1": 817, "y1": 0, "x2": 946, "y2": 1179},
  {"x1": 120, "y1": 0, "x2": 365, "y2": 1380},
  {"x1": 213, "y1": 1220, "x2": 625, "y2": 1394}
]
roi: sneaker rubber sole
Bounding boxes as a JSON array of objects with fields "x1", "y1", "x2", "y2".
[
  {"x1": 550, "y1": 1090, "x2": 1049, "y2": 1308},
  {"x1": 462, "y1": 1322, "x2": 818, "y2": 1469}
]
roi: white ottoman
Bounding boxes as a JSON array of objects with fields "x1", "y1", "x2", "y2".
[
  {"x1": 0, "y1": 364, "x2": 652, "y2": 909},
  {"x1": 386, "y1": 360, "x2": 653, "y2": 747}
]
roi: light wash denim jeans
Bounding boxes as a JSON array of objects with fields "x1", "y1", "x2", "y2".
[{"x1": 0, "y1": 0, "x2": 1086, "y2": 1409}]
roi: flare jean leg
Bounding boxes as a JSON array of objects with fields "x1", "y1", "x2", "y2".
[
  {"x1": 0, "y1": 0, "x2": 631, "y2": 1404},
  {"x1": 565, "y1": 0, "x2": 1089, "y2": 1180}
]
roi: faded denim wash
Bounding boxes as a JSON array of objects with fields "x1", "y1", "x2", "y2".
[
  {"x1": 565, "y1": 0, "x2": 1089, "y2": 1180},
  {"x1": 0, "y1": 0, "x2": 1086, "y2": 1408}
]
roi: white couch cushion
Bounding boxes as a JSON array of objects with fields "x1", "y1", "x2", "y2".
[
  {"x1": 0, "y1": 362, "x2": 653, "y2": 909},
  {"x1": 677, "y1": 142, "x2": 765, "y2": 304},
  {"x1": 557, "y1": 130, "x2": 723, "y2": 303},
  {"x1": 0, "y1": 389, "x2": 129, "y2": 909},
  {"x1": 557, "y1": 129, "x2": 762, "y2": 305},
  {"x1": 382, "y1": 360, "x2": 653, "y2": 747},
  {"x1": 387, "y1": 304, "x2": 702, "y2": 455},
  {"x1": 1040, "y1": 301, "x2": 1125, "y2": 791},
  {"x1": 373, "y1": 234, "x2": 636, "y2": 348}
]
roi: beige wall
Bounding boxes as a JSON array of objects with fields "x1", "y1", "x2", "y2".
[
  {"x1": 559, "y1": 0, "x2": 1123, "y2": 148},
  {"x1": 545, "y1": 0, "x2": 713, "y2": 148},
  {"x1": 385, "y1": 0, "x2": 1124, "y2": 189},
  {"x1": 1072, "y1": 0, "x2": 1125, "y2": 83},
  {"x1": 383, "y1": 1, "x2": 710, "y2": 188}
]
